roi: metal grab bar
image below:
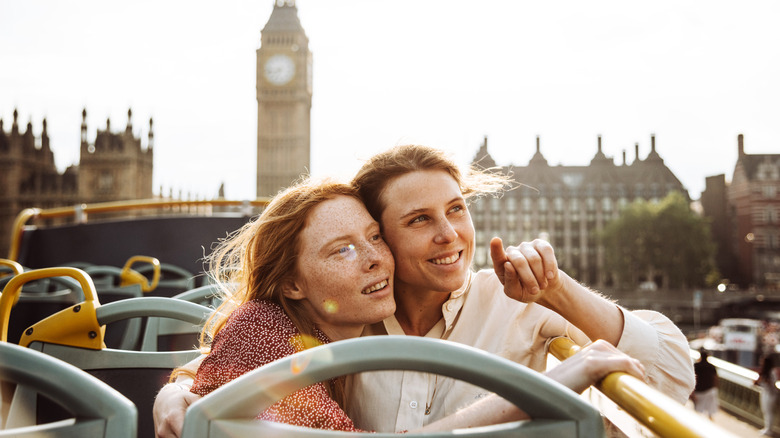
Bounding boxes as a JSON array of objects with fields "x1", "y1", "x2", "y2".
[
  {"x1": 548, "y1": 337, "x2": 736, "y2": 438},
  {"x1": 7, "y1": 198, "x2": 271, "y2": 261}
]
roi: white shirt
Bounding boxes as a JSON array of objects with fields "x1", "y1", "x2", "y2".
[{"x1": 345, "y1": 269, "x2": 695, "y2": 433}]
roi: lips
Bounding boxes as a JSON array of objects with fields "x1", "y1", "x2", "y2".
[
  {"x1": 362, "y1": 279, "x2": 388, "y2": 294},
  {"x1": 430, "y1": 250, "x2": 461, "y2": 265}
]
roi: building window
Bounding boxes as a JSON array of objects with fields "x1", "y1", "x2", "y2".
[
  {"x1": 475, "y1": 247, "x2": 486, "y2": 266},
  {"x1": 507, "y1": 196, "x2": 516, "y2": 212},
  {"x1": 602, "y1": 197, "x2": 612, "y2": 212},
  {"x1": 491, "y1": 197, "x2": 500, "y2": 212},
  {"x1": 539, "y1": 197, "x2": 548, "y2": 212},
  {"x1": 521, "y1": 197, "x2": 532, "y2": 212},
  {"x1": 554, "y1": 197, "x2": 564, "y2": 212},
  {"x1": 763, "y1": 185, "x2": 777, "y2": 198},
  {"x1": 99, "y1": 171, "x2": 114, "y2": 192}
]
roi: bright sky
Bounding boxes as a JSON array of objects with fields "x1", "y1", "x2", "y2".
[{"x1": 2, "y1": 0, "x2": 779, "y2": 201}]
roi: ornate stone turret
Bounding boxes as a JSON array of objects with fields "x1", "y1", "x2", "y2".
[
  {"x1": 590, "y1": 135, "x2": 612, "y2": 165},
  {"x1": 528, "y1": 135, "x2": 548, "y2": 167},
  {"x1": 471, "y1": 135, "x2": 497, "y2": 169}
]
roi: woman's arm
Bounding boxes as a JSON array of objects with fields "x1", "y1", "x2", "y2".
[
  {"x1": 489, "y1": 237, "x2": 695, "y2": 404},
  {"x1": 154, "y1": 341, "x2": 643, "y2": 435},
  {"x1": 154, "y1": 355, "x2": 203, "y2": 438},
  {"x1": 489, "y1": 237, "x2": 623, "y2": 345},
  {"x1": 416, "y1": 340, "x2": 644, "y2": 432}
]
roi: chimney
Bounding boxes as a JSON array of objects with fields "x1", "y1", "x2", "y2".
[
  {"x1": 738, "y1": 134, "x2": 744, "y2": 157},
  {"x1": 81, "y1": 108, "x2": 88, "y2": 145},
  {"x1": 148, "y1": 118, "x2": 154, "y2": 149},
  {"x1": 622, "y1": 150, "x2": 626, "y2": 165}
]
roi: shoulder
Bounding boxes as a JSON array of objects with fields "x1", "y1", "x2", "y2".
[
  {"x1": 227, "y1": 300, "x2": 296, "y2": 334},
  {"x1": 214, "y1": 300, "x2": 299, "y2": 358},
  {"x1": 469, "y1": 269, "x2": 506, "y2": 296}
]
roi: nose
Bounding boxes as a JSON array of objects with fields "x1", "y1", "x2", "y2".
[
  {"x1": 433, "y1": 218, "x2": 457, "y2": 244},
  {"x1": 360, "y1": 241, "x2": 384, "y2": 271}
]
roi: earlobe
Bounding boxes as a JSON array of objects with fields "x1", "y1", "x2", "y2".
[{"x1": 281, "y1": 279, "x2": 306, "y2": 300}]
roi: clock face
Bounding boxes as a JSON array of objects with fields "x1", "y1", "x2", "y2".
[{"x1": 264, "y1": 54, "x2": 295, "y2": 85}]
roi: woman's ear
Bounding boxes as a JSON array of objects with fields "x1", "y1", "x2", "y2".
[{"x1": 281, "y1": 278, "x2": 306, "y2": 301}]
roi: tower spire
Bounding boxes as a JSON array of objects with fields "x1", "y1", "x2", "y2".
[{"x1": 81, "y1": 108, "x2": 88, "y2": 145}]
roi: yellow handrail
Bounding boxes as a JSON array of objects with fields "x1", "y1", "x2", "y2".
[
  {"x1": 0, "y1": 259, "x2": 24, "y2": 278},
  {"x1": 549, "y1": 337, "x2": 737, "y2": 438},
  {"x1": 7, "y1": 198, "x2": 271, "y2": 261},
  {"x1": 120, "y1": 255, "x2": 161, "y2": 293},
  {"x1": 0, "y1": 267, "x2": 103, "y2": 348}
]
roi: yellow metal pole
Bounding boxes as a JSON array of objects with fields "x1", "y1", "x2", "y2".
[
  {"x1": 549, "y1": 337, "x2": 738, "y2": 438},
  {"x1": 6, "y1": 198, "x2": 271, "y2": 261}
]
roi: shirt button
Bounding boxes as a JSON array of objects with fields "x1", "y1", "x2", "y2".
[
  {"x1": 409, "y1": 401, "x2": 418, "y2": 409},
  {"x1": 445, "y1": 303, "x2": 452, "y2": 311}
]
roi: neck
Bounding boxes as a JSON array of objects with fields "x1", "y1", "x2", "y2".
[
  {"x1": 317, "y1": 322, "x2": 365, "y2": 342},
  {"x1": 394, "y1": 284, "x2": 450, "y2": 337}
]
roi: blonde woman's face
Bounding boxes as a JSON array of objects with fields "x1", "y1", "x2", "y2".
[
  {"x1": 292, "y1": 196, "x2": 395, "y2": 335},
  {"x1": 379, "y1": 170, "x2": 475, "y2": 295}
]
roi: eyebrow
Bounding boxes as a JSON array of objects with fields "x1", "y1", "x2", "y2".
[
  {"x1": 397, "y1": 196, "x2": 465, "y2": 221},
  {"x1": 319, "y1": 222, "x2": 379, "y2": 254}
]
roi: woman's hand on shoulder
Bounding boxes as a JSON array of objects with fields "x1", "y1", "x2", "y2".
[{"x1": 489, "y1": 237, "x2": 563, "y2": 304}]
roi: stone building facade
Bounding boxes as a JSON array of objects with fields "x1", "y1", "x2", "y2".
[
  {"x1": 724, "y1": 134, "x2": 780, "y2": 288},
  {"x1": 0, "y1": 108, "x2": 153, "y2": 257},
  {"x1": 470, "y1": 134, "x2": 688, "y2": 288}
]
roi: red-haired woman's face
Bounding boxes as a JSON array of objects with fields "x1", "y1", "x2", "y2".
[{"x1": 290, "y1": 195, "x2": 395, "y2": 340}]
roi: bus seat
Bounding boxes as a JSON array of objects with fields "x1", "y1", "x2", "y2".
[
  {"x1": 0, "y1": 259, "x2": 23, "y2": 280},
  {"x1": 19, "y1": 297, "x2": 208, "y2": 438},
  {"x1": 172, "y1": 283, "x2": 223, "y2": 309},
  {"x1": 0, "y1": 342, "x2": 136, "y2": 438},
  {"x1": 0, "y1": 272, "x2": 85, "y2": 345},
  {"x1": 182, "y1": 336, "x2": 605, "y2": 438},
  {"x1": 134, "y1": 263, "x2": 195, "y2": 297},
  {"x1": 60, "y1": 261, "x2": 95, "y2": 270},
  {"x1": 1, "y1": 270, "x2": 209, "y2": 438}
]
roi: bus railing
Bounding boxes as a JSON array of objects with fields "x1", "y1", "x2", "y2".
[
  {"x1": 688, "y1": 349, "x2": 780, "y2": 434},
  {"x1": 7, "y1": 198, "x2": 270, "y2": 261},
  {"x1": 549, "y1": 337, "x2": 737, "y2": 438}
]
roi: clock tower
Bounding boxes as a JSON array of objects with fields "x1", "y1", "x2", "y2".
[{"x1": 256, "y1": 0, "x2": 312, "y2": 198}]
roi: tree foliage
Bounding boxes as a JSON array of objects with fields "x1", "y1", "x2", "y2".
[{"x1": 601, "y1": 192, "x2": 718, "y2": 289}]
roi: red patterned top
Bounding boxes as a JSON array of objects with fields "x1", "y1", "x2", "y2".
[{"x1": 191, "y1": 299, "x2": 361, "y2": 431}]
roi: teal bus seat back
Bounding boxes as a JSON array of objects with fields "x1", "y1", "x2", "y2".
[
  {"x1": 18, "y1": 297, "x2": 210, "y2": 438},
  {"x1": 0, "y1": 342, "x2": 136, "y2": 438},
  {"x1": 172, "y1": 283, "x2": 223, "y2": 309},
  {"x1": 182, "y1": 336, "x2": 604, "y2": 438},
  {"x1": 135, "y1": 263, "x2": 196, "y2": 297},
  {"x1": 27, "y1": 342, "x2": 202, "y2": 438}
]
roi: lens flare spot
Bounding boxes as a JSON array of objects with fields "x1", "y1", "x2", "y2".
[
  {"x1": 323, "y1": 299, "x2": 339, "y2": 314},
  {"x1": 338, "y1": 244, "x2": 357, "y2": 261},
  {"x1": 291, "y1": 355, "x2": 312, "y2": 374},
  {"x1": 288, "y1": 334, "x2": 322, "y2": 374},
  {"x1": 289, "y1": 334, "x2": 322, "y2": 352}
]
